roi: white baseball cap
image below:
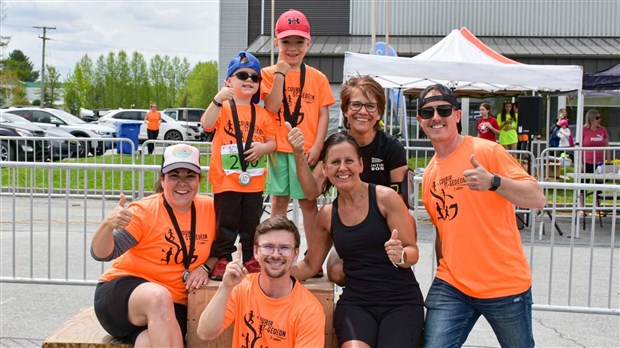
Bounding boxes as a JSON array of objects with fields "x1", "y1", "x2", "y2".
[{"x1": 161, "y1": 144, "x2": 201, "y2": 174}]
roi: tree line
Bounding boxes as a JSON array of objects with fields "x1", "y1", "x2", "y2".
[
  {"x1": 63, "y1": 50, "x2": 220, "y2": 115},
  {"x1": 1, "y1": 48, "x2": 219, "y2": 116}
]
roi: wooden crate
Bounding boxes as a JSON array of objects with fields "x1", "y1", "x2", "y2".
[
  {"x1": 187, "y1": 277, "x2": 337, "y2": 347},
  {"x1": 42, "y1": 307, "x2": 132, "y2": 348}
]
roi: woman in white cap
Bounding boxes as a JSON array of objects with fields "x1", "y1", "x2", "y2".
[{"x1": 91, "y1": 144, "x2": 216, "y2": 347}]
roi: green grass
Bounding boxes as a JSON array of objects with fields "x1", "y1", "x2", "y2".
[{"x1": 1, "y1": 153, "x2": 213, "y2": 193}]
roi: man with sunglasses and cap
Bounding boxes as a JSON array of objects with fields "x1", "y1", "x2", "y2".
[
  {"x1": 416, "y1": 84, "x2": 546, "y2": 347},
  {"x1": 197, "y1": 216, "x2": 325, "y2": 347},
  {"x1": 201, "y1": 51, "x2": 276, "y2": 281}
]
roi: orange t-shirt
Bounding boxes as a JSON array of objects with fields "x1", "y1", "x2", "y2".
[
  {"x1": 145, "y1": 110, "x2": 161, "y2": 131},
  {"x1": 261, "y1": 65, "x2": 335, "y2": 153},
  {"x1": 223, "y1": 273, "x2": 325, "y2": 347},
  {"x1": 99, "y1": 193, "x2": 216, "y2": 305},
  {"x1": 422, "y1": 136, "x2": 535, "y2": 298},
  {"x1": 205, "y1": 102, "x2": 276, "y2": 194}
]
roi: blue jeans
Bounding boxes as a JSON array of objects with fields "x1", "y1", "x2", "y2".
[{"x1": 423, "y1": 278, "x2": 534, "y2": 348}]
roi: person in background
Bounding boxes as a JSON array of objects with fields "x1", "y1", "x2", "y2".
[
  {"x1": 91, "y1": 144, "x2": 216, "y2": 347},
  {"x1": 555, "y1": 108, "x2": 569, "y2": 126},
  {"x1": 290, "y1": 132, "x2": 424, "y2": 347},
  {"x1": 497, "y1": 100, "x2": 519, "y2": 151},
  {"x1": 557, "y1": 119, "x2": 573, "y2": 148},
  {"x1": 201, "y1": 51, "x2": 277, "y2": 281},
  {"x1": 555, "y1": 108, "x2": 574, "y2": 147},
  {"x1": 261, "y1": 9, "x2": 335, "y2": 256},
  {"x1": 196, "y1": 216, "x2": 325, "y2": 347},
  {"x1": 476, "y1": 102, "x2": 499, "y2": 142},
  {"x1": 416, "y1": 84, "x2": 546, "y2": 348},
  {"x1": 579, "y1": 109, "x2": 610, "y2": 216},
  {"x1": 144, "y1": 102, "x2": 161, "y2": 155},
  {"x1": 557, "y1": 118, "x2": 574, "y2": 163}
]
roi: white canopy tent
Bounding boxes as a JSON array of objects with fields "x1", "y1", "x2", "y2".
[{"x1": 343, "y1": 27, "x2": 585, "y2": 145}]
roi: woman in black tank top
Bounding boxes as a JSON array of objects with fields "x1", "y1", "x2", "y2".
[{"x1": 290, "y1": 133, "x2": 424, "y2": 347}]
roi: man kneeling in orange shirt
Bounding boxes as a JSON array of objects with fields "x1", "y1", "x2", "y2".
[{"x1": 197, "y1": 216, "x2": 325, "y2": 347}]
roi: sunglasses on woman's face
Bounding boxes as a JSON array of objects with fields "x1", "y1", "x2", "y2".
[
  {"x1": 595, "y1": 116, "x2": 601, "y2": 120},
  {"x1": 233, "y1": 71, "x2": 261, "y2": 83},
  {"x1": 418, "y1": 105, "x2": 454, "y2": 119}
]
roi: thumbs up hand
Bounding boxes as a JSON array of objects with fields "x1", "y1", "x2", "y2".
[
  {"x1": 384, "y1": 229, "x2": 404, "y2": 266},
  {"x1": 222, "y1": 243, "x2": 248, "y2": 287},
  {"x1": 104, "y1": 193, "x2": 133, "y2": 230},
  {"x1": 463, "y1": 154, "x2": 493, "y2": 191},
  {"x1": 286, "y1": 122, "x2": 306, "y2": 156}
]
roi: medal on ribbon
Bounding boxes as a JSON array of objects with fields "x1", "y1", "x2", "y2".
[{"x1": 238, "y1": 171, "x2": 252, "y2": 186}]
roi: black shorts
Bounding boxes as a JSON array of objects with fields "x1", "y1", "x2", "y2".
[
  {"x1": 94, "y1": 276, "x2": 188, "y2": 344},
  {"x1": 334, "y1": 303, "x2": 424, "y2": 347}
]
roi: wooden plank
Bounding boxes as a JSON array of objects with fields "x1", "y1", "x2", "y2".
[
  {"x1": 42, "y1": 307, "x2": 132, "y2": 348},
  {"x1": 187, "y1": 277, "x2": 337, "y2": 348}
]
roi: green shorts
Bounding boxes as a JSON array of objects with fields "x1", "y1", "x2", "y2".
[{"x1": 267, "y1": 152, "x2": 307, "y2": 199}]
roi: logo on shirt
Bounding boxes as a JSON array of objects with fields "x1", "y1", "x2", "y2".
[
  {"x1": 430, "y1": 178, "x2": 462, "y2": 221},
  {"x1": 160, "y1": 229, "x2": 203, "y2": 265},
  {"x1": 224, "y1": 119, "x2": 265, "y2": 141},
  {"x1": 241, "y1": 311, "x2": 287, "y2": 346},
  {"x1": 370, "y1": 157, "x2": 384, "y2": 171}
]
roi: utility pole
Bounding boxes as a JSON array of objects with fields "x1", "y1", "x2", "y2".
[{"x1": 33, "y1": 26, "x2": 55, "y2": 106}]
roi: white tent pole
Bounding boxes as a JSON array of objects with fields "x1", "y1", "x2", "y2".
[
  {"x1": 573, "y1": 90, "x2": 584, "y2": 180},
  {"x1": 270, "y1": 0, "x2": 275, "y2": 66},
  {"x1": 370, "y1": 0, "x2": 376, "y2": 53},
  {"x1": 545, "y1": 94, "x2": 551, "y2": 151},
  {"x1": 575, "y1": 91, "x2": 584, "y2": 147},
  {"x1": 399, "y1": 89, "x2": 409, "y2": 147},
  {"x1": 461, "y1": 97, "x2": 470, "y2": 136}
]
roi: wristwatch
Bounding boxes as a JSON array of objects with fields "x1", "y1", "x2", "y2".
[{"x1": 489, "y1": 174, "x2": 501, "y2": 191}]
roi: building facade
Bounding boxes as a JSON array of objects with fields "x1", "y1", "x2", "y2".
[{"x1": 219, "y1": 0, "x2": 620, "y2": 140}]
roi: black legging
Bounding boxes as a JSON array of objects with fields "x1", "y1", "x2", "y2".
[{"x1": 147, "y1": 129, "x2": 159, "y2": 154}]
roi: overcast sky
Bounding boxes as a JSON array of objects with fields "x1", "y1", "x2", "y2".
[{"x1": 1, "y1": 0, "x2": 220, "y2": 79}]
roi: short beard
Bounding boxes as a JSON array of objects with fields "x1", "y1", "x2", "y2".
[{"x1": 263, "y1": 258, "x2": 289, "y2": 279}]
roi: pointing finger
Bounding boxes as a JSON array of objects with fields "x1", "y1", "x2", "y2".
[{"x1": 236, "y1": 243, "x2": 243, "y2": 262}]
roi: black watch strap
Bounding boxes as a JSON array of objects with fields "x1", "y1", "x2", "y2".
[{"x1": 489, "y1": 174, "x2": 501, "y2": 191}]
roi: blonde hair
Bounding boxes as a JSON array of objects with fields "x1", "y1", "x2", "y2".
[{"x1": 584, "y1": 109, "x2": 600, "y2": 129}]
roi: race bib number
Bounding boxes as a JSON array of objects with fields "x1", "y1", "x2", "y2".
[{"x1": 220, "y1": 144, "x2": 266, "y2": 176}]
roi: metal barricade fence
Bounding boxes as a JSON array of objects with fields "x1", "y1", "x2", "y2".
[
  {"x1": 0, "y1": 135, "x2": 133, "y2": 163},
  {"x1": 1, "y1": 159, "x2": 618, "y2": 315}
]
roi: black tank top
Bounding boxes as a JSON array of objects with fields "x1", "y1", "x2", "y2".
[{"x1": 331, "y1": 184, "x2": 423, "y2": 306}]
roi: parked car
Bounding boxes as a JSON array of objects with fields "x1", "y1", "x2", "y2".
[
  {"x1": 98, "y1": 109, "x2": 201, "y2": 142},
  {"x1": 4, "y1": 107, "x2": 115, "y2": 156},
  {"x1": 162, "y1": 107, "x2": 211, "y2": 141},
  {"x1": 0, "y1": 111, "x2": 83, "y2": 160},
  {"x1": 0, "y1": 111, "x2": 50, "y2": 161},
  {"x1": 45, "y1": 128, "x2": 84, "y2": 160}
]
